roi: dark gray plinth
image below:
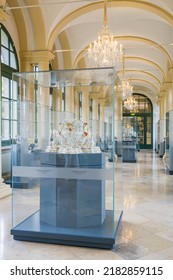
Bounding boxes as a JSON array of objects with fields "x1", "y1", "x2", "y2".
[
  {"x1": 122, "y1": 141, "x2": 137, "y2": 163},
  {"x1": 11, "y1": 210, "x2": 123, "y2": 249},
  {"x1": 40, "y1": 153, "x2": 105, "y2": 228}
]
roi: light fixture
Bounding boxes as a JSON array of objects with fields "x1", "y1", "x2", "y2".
[
  {"x1": 87, "y1": 0, "x2": 123, "y2": 67},
  {"x1": 115, "y1": 51, "x2": 133, "y2": 100},
  {"x1": 124, "y1": 95, "x2": 138, "y2": 111}
]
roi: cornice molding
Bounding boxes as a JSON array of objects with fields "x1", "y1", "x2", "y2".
[
  {"x1": 0, "y1": 7, "x2": 9, "y2": 21},
  {"x1": 20, "y1": 50, "x2": 55, "y2": 63}
]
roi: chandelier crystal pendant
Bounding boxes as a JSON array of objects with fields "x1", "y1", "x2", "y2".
[
  {"x1": 117, "y1": 79, "x2": 133, "y2": 101},
  {"x1": 115, "y1": 51, "x2": 133, "y2": 100},
  {"x1": 87, "y1": 0, "x2": 123, "y2": 67},
  {"x1": 124, "y1": 95, "x2": 138, "y2": 111}
]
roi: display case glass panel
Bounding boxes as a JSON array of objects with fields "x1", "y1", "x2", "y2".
[
  {"x1": 159, "y1": 119, "x2": 165, "y2": 158},
  {"x1": 166, "y1": 111, "x2": 173, "y2": 174},
  {"x1": 122, "y1": 116, "x2": 137, "y2": 162},
  {"x1": 114, "y1": 119, "x2": 122, "y2": 157},
  {"x1": 11, "y1": 67, "x2": 122, "y2": 249}
]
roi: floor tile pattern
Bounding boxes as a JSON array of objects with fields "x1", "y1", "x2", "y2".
[{"x1": 0, "y1": 150, "x2": 173, "y2": 259}]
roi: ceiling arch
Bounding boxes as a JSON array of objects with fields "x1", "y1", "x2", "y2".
[
  {"x1": 115, "y1": 36, "x2": 172, "y2": 67},
  {"x1": 118, "y1": 70, "x2": 162, "y2": 86},
  {"x1": 7, "y1": 0, "x2": 28, "y2": 50},
  {"x1": 132, "y1": 78, "x2": 159, "y2": 93},
  {"x1": 47, "y1": 0, "x2": 173, "y2": 50},
  {"x1": 25, "y1": 0, "x2": 46, "y2": 50},
  {"x1": 125, "y1": 57, "x2": 165, "y2": 77},
  {"x1": 4, "y1": 0, "x2": 173, "y2": 100}
]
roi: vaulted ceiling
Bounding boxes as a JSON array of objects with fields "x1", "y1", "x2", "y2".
[{"x1": 4, "y1": 0, "x2": 173, "y2": 103}]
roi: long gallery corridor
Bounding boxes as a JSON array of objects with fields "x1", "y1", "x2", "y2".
[{"x1": 0, "y1": 150, "x2": 173, "y2": 260}]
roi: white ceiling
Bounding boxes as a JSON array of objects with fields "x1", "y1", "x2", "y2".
[{"x1": 5, "y1": 0, "x2": 173, "y2": 101}]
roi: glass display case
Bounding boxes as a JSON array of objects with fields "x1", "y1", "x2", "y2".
[
  {"x1": 165, "y1": 111, "x2": 173, "y2": 174},
  {"x1": 159, "y1": 119, "x2": 165, "y2": 158},
  {"x1": 156, "y1": 120, "x2": 160, "y2": 154},
  {"x1": 11, "y1": 67, "x2": 123, "y2": 249},
  {"x1": 122, "y1": 117, "x2": 137, "y2": 162},
  {"x1": 114, "y1": 120, "x2": 122, "y2": 157},
  {"x1": 100, "y1": 121, "x2": 107, "y2": 152}
]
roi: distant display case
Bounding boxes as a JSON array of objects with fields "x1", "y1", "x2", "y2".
[
  {"x1": 11, "y1": 67, "x2": 123, "y2": 249},
  {"x1": 122, "y1": 117, "x2": 137, "y2": 163},
  {"x1": 166, "y1": 111, "x2": 173, "y2": 174},
  {"x1": 156, "y1": 120, "x2": 160, "y2": 154},
  {"x1": 159, "y1": 119, "x2": 165, "y2": 158}
]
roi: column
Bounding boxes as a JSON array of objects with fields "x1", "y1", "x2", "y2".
[
  {"x1": 65, "y1": 86, "x2": 74, "y2": 119},
  {"x1": 167, "y1": 68, "x2": 173, "y2": 111},
  {"x1": 99, "y1": 99, "x2": 106, "y2": 150},
  {"x1": 90, "y1": 93, "x2": 99, "y2": 143},
  {"x1": 99, "y1": 99, "x2": 105, "y2": 122},
  {"x1": 114, "y1": 95, "x2": 122, "y2": 140},
  {"x1": 82, "y1": 87, "x2": 89, "y2": 125},
  {"x1": 20, "y1": 51, "x2": 54, "y2": 150},
  {"x1": 165, "y1": 82, "x2": 172, "y2": 113},
  {"x1": 158, "y1": 96, "x2": 163, "y2": 120},
  {"x1": 52, "y1": 88, "x2": 58, "y2": 130},
  {"x1": 0, "y1": 7, "x2": 11, "y2": 198},
  {"x1": 168, "y1": 83, "x2": 172, "y2": 111},
  {"x1": 171, "y1": 71, "x2": 173, "y2": 110},
  {"x1": 74, "y1": 89, "x2": 79, "y2": 120},
  {"x1": 162, "y1": 91, "x2": 167, "y2": 138}
]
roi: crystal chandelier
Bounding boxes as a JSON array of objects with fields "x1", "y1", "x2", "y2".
[
  {"x1": 115, "y1": 52, "x2": 133, "y2": 100},
  {"x1": 124, "y1": 95, "x2": 138, "y2": 111},
  {"x1": 87, "y1": 0, "x2": 123, "y2": 67}
]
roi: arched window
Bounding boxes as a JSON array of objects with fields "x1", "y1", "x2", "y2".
[
  {"x1": 1, "y1": 24, "x2": 19, "y2": 146},
  {"x1": 123, "y1": 94, "x2": 152, "y2": 114}
]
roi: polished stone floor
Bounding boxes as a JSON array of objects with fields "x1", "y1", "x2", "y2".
[{"x1": 0, "y1": 150, "x2": 173, "y2": 260}]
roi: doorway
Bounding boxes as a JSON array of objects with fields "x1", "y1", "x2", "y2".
[{"x1": 123, "y1": 94, "x2": 153, "y2": 149}]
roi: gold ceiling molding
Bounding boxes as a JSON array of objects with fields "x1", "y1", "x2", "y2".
[
  {"x1": 125, "y1": 56, "x2": 165, "y2": 77},
  {"x1": 25, "y1": 0, "x2": 46, "y2": 50},
  {"x1": 7, "y1": 0, "x2": 28, "y2": 50},
  {"x1": 0, "y1": 7, "x2": 9, "y2": 21},
  {"x1": 131, "y1": 78, "x2": 159, "y2": 92},
  {"x1": 108, "y1": 0, "x2": 173, "y2": 26},
  {"x1": 48, "y1": 0, "x2": 173, "y2": 50},
  {"x1": 73, "y1": 48, "x2": 87, "y2": 68},
  {"x1": 115, "y1": 36, "x2": 172, "y2": 67},
  {"x1": 118, "y1": 69, "x2": 162, "y2": 86},
  {"x1": 7, "y1": 0, "x2": 46, "y2": 50},
  {"x1": 20, "y1": 50, "x2": 55, "y2": 63},
  {"x1": 73, "y1": 35, "x2": 171, "y2": 68},
  {"x1": 73, "y1": 45, "x2": 168, "y2": 73},
  {"x1": 58, "y1": 31, "x2": 72, "y2": 69}
]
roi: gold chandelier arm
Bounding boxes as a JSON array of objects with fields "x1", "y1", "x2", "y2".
[{"x1": 104, "y1": 0, "x2": 107, "y2": 26}]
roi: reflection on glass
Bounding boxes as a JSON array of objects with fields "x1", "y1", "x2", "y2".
[
  {"x1": 2, "y1": 120, "x2": 10, "y2": 140},
  {"x1": 2, "y1": 77, "x2": 9, "y2": 98}
]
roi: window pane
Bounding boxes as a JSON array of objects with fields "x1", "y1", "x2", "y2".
[
  {"x1": 10, "y1": 42, "x2": 13, "y2": 51},
  {"x1": 1, "y1": 29, "x2": 8, "y2": 47},
  {"x1": 1, "y1": 46, "x2": 9, "y2": 65},
  {"x1": 12, "y1": 120, "x2": 17, "y2": 139},
  {"x1": 2, "y1": 120, "x2": 10, "y2": 140},
  {"x1": 10, "y1": 51, "x2": 17, "y2": 69},
  {"x1": 2, "y1": 77, "x2": 10, "y2": 98},
  {"x1": 2, "y1": 99, "x2": 10, "y2": 119},
  {"x1": 11, "y1": 80, "x2": 18, "y2": 100},
  {"x1": 11, "y1": 101, "x2": 17, "y2": 120},
  {"x1": 147, "y1": 137, "x2": 151, "y2": 144}
]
